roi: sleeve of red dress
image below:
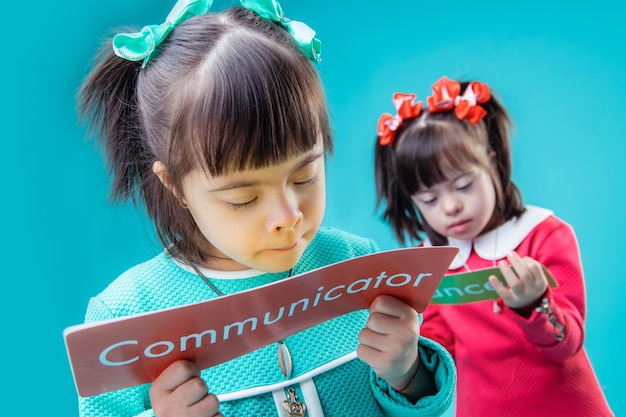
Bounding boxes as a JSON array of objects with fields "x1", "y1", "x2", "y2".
[{"x1": 510, "y1": 217, "x2": 586, "y2": 362}]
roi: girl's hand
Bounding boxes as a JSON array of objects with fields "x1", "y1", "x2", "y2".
[
  {"x1": 489, "y1": 252, "x2": 549, "y2": 309},
  {"x1": 357, "y1": 295, "x2": 420, "y2": 391},
  {"x1": 150, "y1": 360, "x2": 222, "y2": 417}
]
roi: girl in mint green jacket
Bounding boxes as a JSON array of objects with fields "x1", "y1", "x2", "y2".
[{"x1": 77, "y1": 1, "x2": 456, "y2": 416}]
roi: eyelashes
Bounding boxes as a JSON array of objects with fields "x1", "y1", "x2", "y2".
[
  {"x1": 226, "y1": 174, "x2": 320, "y2": 210},
  {"x1": 415, "y1": 180, "x2": 474, "y2": 206}
]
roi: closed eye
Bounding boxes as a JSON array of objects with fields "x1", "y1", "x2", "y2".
[
  {"x1": 228, "y1": 197, "x2": 257, "y2": 210},
  {"x1": 457, "y1": 181, "x2": 473, "y2": 191},
  {"x1": 417, "y1": 195, "x2": 437, "y2": 205},
  {"x1": 294, "y1": 175, "x2": 319, "y2": 187}
]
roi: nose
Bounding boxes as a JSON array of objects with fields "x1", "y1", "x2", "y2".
[
  {"x1": 441, "y1": 193, "x2": 462, "y2": 215},
  {"x1": 268, "y1": 191, "x2": 303, "y2": 232}
]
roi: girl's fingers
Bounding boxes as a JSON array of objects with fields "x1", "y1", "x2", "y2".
[
  {"x1": 506, "y1": 252, "x2": 530, "y2": 280},
  {"x1": 497, "y1": 259, "x2": 519, "y2": 288},
  {"x1": 488, "y1": 274, "x2": 509, "y2": 299},
  {"x1": 367, "y1": 295, "x2": 419, "y2": 333},
  {"x1": 522, "y1": 257, "x2": 544, "y2": 281},
  {"x1": 150, "y1": 360, "x2": 214, "y2": 417},
  {"x1": 358, "y1": 326, "x2": 387, "y2": 352},
  {"x1": 492, "y1": 254, "x2": 550, "y2": 309},
  {"x1": 522, "y1": 257, "x2": 549, "y2": 293},
  {"x1": 504, "y1": 252, "x2": 541, "y2": 292},
  {"x1": 369, "y1": 295, "x2": 415, "y2": 319},
  {"x1": 189, "y1": 392, "x2": 221, "y2": 416},
  {"x1": 156, "y1": 360, "x2": 201, "y2": 392},
  {"x1": 494, "y1": 254, "x2": 529, "y2": 301}
]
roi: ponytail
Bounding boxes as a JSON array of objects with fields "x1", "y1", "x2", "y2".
[
  {"x1": 480, "y1": 93, "x2": 525, "y2": 221},
  {"x1": 375, "y1": 136, "x2": 427, "y2": 245},
  {"x1": 79, "y1": 45, "x2": 194, "y2": 261},
  {"x1": 78, "y1": 42, "x2": 150, "y2": 203}
]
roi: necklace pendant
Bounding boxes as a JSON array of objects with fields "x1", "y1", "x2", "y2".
[
  {"x1": 283, "y1": 387, "x2": 306, "y2": 417},
  {"x1": 277, "y1": 340, "x2": 293, "y2": 379}
]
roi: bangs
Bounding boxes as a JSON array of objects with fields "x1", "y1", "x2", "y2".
[
  {"x1": 394, "y1": 117, "x2": 488, "y2": 194},
  {"x1": 168, "y1": 29, "x2": 331, "y2": 178}
]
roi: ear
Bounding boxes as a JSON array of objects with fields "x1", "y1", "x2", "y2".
[
  {"x1": 152, "y1": 161, "x2": 171, "y2": 189},
  {"x1": 153, "y1": 161, "x2": 188, "y2": 208}
]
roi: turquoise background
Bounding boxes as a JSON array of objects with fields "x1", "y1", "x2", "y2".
[{"x1": 3, "y1": 0, "x2": 623, "y2": 415}]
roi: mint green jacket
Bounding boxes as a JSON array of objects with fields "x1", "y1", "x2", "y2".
[{"x1": 79, "y1": 227, "x2": 456, "y2": 417}]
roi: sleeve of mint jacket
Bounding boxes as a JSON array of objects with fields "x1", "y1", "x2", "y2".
[{"x1": 371, "y1": 331, "x2": 457, "y2": 416}]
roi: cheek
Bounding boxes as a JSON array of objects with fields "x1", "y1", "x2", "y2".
[
  {"x1": 312, "y1": 183, "x2": 326, "y2": 213},
  {"x1": 192, "y1": 214, "x2": 220, "y2": 245},
  {"x1": 190, "y1": 206, "x2": 241, "y2": 246},
  {"x1": 421, "y1": 209, "x2": 441, "y2": 229},
  {"x1": 195, "y1": 213, "x2": 253, "y2": 260},
  {"x1": 302, "y1": 178, "x2": 326, "y2": 218},
  {"x1": 485, "y1": 171, "x2": 499, "y2": 204},
  {"x1": 415, "y1": 205, "x2": 439, "y2": 227},
  {"x1": 484, "y1": 181, "x2": 498, "y2": 211}
]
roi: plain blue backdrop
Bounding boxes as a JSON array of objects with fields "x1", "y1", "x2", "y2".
[{"x1": 3, "y1": 0, "x2": 623, "y2": 415}]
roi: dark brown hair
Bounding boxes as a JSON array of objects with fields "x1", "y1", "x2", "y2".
[
  {"x1": 79, "y1": 7, "x2": 332, "y2": 265},
  {"x1": 374, "y1": 81, "x2": 524, "y2": 246}
]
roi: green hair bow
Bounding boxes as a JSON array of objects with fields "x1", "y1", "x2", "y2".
[
  {"x1": 112, "y1": 0, "x2": 321, "y2": 67},
  {"x1": 240, "y1": 0, "x2": 321, "y2": 62},
  {"x1": 112, "y1": 0, "x2": 213, "y2": 67}
]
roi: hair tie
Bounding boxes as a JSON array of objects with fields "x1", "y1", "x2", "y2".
[
  {"x1": 426, "y1": 76, "x2": 491, "y2": 124},
  {"x1": 377, "y1": 93, "x2": 423, "y2": 146},
  {"x1": 112, "y1": 0, "x2": 322, "y2": 67}
]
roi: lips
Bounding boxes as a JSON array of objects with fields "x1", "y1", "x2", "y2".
[
  {"x1": 448, "y1": 219, "x2": 471, "y2": 234},
  {"x1": 273, "y1": 241, "x2": 298, "y2": 251}
]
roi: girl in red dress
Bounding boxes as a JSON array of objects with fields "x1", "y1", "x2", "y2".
[{"x1": 373, "y1": 76, "x2": 613, "y2": 417}]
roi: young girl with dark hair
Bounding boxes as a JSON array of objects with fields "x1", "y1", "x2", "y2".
[
  {"x1": 76, "y1": 1, "x2": 456, "y2": 416},
  {"x1": 374, "y1": 76, "x2": 613, "y2": 417}
]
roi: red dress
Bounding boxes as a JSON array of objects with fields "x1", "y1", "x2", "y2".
[{"x1": 421, "y1": 206, "x2": 613, "y2": 417}]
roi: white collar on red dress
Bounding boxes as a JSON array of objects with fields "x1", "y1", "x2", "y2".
[{"x1": 423, "y1": 205, "x2": 553, "y2": 269}]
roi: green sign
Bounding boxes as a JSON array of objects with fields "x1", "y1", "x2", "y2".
[{"x1": 431, "y1": 266, "x2": 558, "y2": 305}]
